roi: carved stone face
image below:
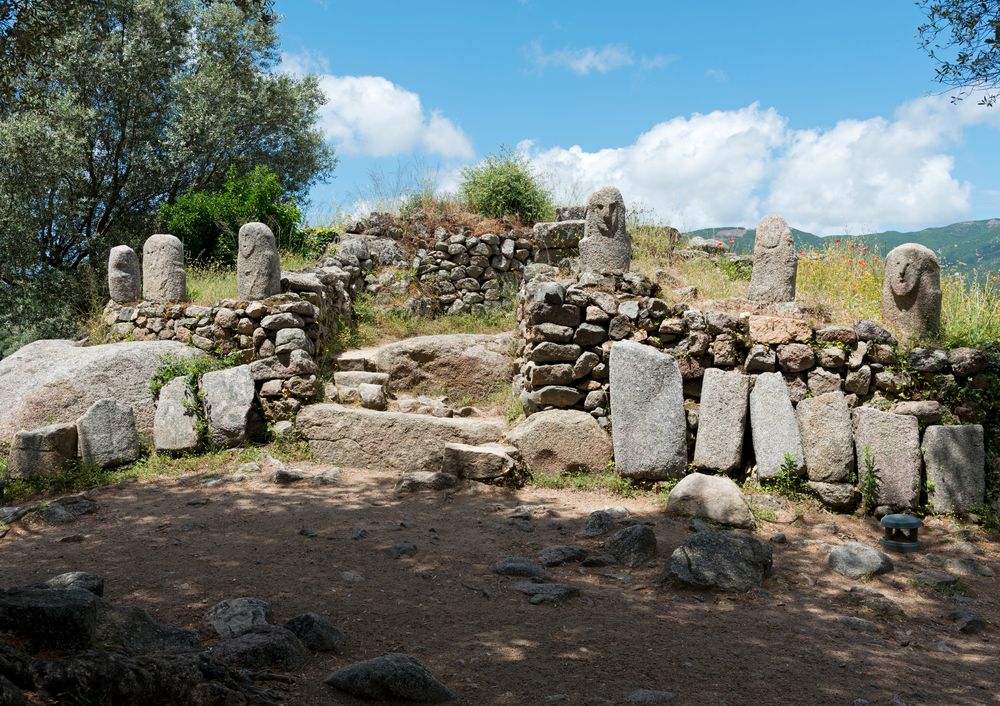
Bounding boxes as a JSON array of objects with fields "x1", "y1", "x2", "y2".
[
  {"x1": 887, "y1": 250, "x2": 922, "y2": 297},
  {"x1": 586, "y1": 188, "x2": 624, "y2": 238}
]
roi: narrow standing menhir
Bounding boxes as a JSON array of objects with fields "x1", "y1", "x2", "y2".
[
  {"x1": 579, "y1": 187, "x2": 632, "y2": 274},
  {"x1": 107, "y1": 245, "x2": 140, "y2": 304},
  {"x1": 881, "y1": 243, "x2": 941, "y2": 341},
  {"x1": 748, "y1": 215, "x2": 797, "y2": 303},
  {"x1": 142, "y1": 234, "x2": 186, "y2": 302},
  {"x1": 237, "y1": 222, "x2": 282, "y2": 300}
]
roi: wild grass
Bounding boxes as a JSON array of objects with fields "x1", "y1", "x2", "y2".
[
  {"x1": 671, "y1": 255, "x2": 751, "y2": 300},
  {"x1": 530, "y1": 468, "x2": 639, "y2": 497},
  {"x1": 183, "y1": 250, "x2": 322, "y2": 305},
  {"x1": 444, "y1": 380, "x2": 524, "y2": 424},
  {"x1": 333, "y1": 290, "x2": 516, "y2": 352}
]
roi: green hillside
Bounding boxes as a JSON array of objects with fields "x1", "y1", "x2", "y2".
[{"x1": 687, "y1": 219, "x2": 1000, "y2": 273}]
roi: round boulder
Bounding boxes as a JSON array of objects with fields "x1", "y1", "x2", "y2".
[
  {"x1": 506, "y1": 409, "x2": 612, "y2": 476},
  {"x1": 665, "y1": 473, "x2": 755, "y2": 529}
]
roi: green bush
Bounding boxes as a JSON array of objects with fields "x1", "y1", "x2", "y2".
[
  {"x1": 459, "y1": 147, "x2": 553, "y2": 223},
  {"x1": 159, "y1": 166, "x2": 302, "y2": 263}
]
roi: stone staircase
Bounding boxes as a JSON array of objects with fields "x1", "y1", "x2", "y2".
[{"x1": 296, "y1": 333, "x2": 517, "y2": 479}]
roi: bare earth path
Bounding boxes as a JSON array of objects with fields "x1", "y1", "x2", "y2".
[{"x1": 2, "y1": 464, "x2": 997, "y2": 706}]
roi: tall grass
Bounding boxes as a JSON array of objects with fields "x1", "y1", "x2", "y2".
[{"x1": 184, "y1": 250, "x2": 318, "y2": 305}]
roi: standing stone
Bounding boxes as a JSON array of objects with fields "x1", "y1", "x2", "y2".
[
  {"x1": 924, "y1": 424, "x2": 985, "y2": 514},
  {"x1": 237, "y1": 222, "x2": 281, "y2": 301},
  {"x1": 200, "y1": 365, "x2": 255, "y2": 448},
  {"x1": 77, "y1": 399, "x2": 140, "y2": 468},
  {"x1": 748, "y1": 372, "x2": 804, "y2": 478},
  {"x1": 748, "y1": 215, "x2": 797, "y2": 303},
  {"x1": 579, "y1": 187, "x2": 631, "y2": 273},
  {"x1": 107, "y1": 245, "x2": 140, "y2": 304},
  {"x1": 881, "y1": 243, "x2": 942, "y2": 341},
  {"x1": 796, "y1": 391, "x2": 854, "y2": 483},
  {"x1": 853, "y1": 407, "x2": 921, "y2": 511},
  {"x1": 693, "y1": 369, "x2": 750, "y2": 473},
  {"x1": 8, "y1": 424, "x2": 77, "y2": 479},
  {"x1": 609, "y1": 340, "x2": 686, "y2": 479},
  {"x1": 142, "y1": 234, "x2": 186, "y2": 302},
  {"x1": 153, "y1": 377, "x2": 200, "y2": 454}
]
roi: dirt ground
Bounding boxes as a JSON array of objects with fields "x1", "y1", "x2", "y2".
[{"x1": 2, "y1": 462, "x2": 997, "y2": 706}]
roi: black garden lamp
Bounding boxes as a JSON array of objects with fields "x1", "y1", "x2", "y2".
[{"x1": 880, "y1": 513, "x2": 922, "y2": 553}]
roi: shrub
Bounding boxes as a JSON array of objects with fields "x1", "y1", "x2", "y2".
[
  {"x1": 459, "y1": 147, "x2": 553, "y2": 224},
  {"x1": 159, "y1": 166, "x2": 302, "y2": 263}
]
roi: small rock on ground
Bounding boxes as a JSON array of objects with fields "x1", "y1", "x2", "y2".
[
  {"x1": 206, "y1": 597, "x2": 271, "y2": 639},
  {"x1": 538, "y1": 545, "x2": 588, "y2": 567},
  {"x1": 827, "y1": 542, "x2": 893, "y2": 580},
  {"x1": 582, "y1": 510, "x2": 615, "y2": 537},
  {"x1": 285, "y1": 613, "x2": 346, "y2": 652},
  {"x1": 388, "y1": 542, "x2": 418, "y2": 559},
  {"x1": 493, "y1": 556, "x2": 550, "y2": 580},
  {"x1": 325, "y1": 653, "x2": 456, "y2": 702},
  {"x1": 211, "y1": 624, "x2": 308, "y2": 671},
  {"x1": 512, "y1": 582, "x2": 581, "y2": 605},
  {"x1": 605, "y1": 524, "x2": 657, "y2": 567}
]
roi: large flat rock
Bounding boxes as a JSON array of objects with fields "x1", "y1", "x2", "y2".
[
  {"x1": 924, "y1": 424, "x2": 985, "y2": 514},
  {"x1": 367, "y1": 333, "x2": 515, "y2": 398},
  {"x1": 0, "y1": 339, "x2": 202, "y2": 442},
  {"x1": 749, "y1": 372, "x2": 804, "y2": 479},
  {"x1": 693, "y1": 369, "x2": 750, "y2": 473},
  {"x1": 853, "y1": 407, "x2": 921, "y2": 511},
  {"x1": 297, "y1": 404, "x2": 506, "y2": 473},
  {"x1": 609, "y1": 341, "x2": 687, "y2": 480}
]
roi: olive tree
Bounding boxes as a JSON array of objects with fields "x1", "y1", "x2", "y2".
[
  {"x1": 918, "y1": 0, "x2": 1000, "y2": 105},
  {"x1": 0, "y1": 0, "x2": 334, "y2": 353}
]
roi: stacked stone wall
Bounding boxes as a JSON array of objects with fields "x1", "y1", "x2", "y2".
[
  {"x1": 411, "y1": 227, "x2": 534, "y2": 315},
  {"x1": 515, "y1": 266, "x2": 997, "y2": 513},
  {"x1": 105, "y1": 265, "x2": 352, "y2": 420}
]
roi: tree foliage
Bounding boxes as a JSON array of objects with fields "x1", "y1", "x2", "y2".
[
  {"x1": 0, "y1": 0, "x2": 334, "y2": 352},
  {"x1": 159, "y1": 166, "x2": 302, "y2": 263},
  {"x1": 459, "y1": 147, "x2": 553, "y2": 224},
  {"x1": 918, "y1": 0, "x2": 1000, "y2": 105}
]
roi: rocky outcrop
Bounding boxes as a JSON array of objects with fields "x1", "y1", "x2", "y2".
[
  {"x1": 369, "y1": 333, "x2": 516, "y2": 399},
  {"x1": 297, "y1": 404, "x2": 505, "y2": 473},
  {"x1": 0, "y1": 339, "x2": 201, "y2": 442}
]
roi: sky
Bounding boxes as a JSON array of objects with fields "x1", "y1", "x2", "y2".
[{"x1": 276, "y1": 0, "x2": 1000, "y2": 235}]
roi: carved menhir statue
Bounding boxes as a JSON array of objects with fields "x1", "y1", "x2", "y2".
[
  {"x1": 881, "y1": 243, "x2": 941, "y2": 340},
  {"x1": 107, "y1": 245, "x2": 140, "y2": 304},
  {"x1": 142, "y1": 234, "x2": 186, "y2": 302},
  {"x1": 579, "y1": 186, "x2": 632, "y2": 273},
  {"x1": 748, "y1": 215, "x2": 797, "y2": 303},
  {"x1": 237, "y1": 222, "x2": 281, "y2": 300}
]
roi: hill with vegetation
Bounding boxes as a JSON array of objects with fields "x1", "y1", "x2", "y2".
[{"x1": 688, "y1": 219, "x2": 1000, "y2": 273}]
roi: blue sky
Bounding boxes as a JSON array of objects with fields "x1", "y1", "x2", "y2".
[{"x1": 277, "y1": 0, "x2": 1000, "y2": 234}]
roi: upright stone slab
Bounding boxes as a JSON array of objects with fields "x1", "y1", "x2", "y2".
[
  {"x1": 77, "y1": 399, "x2": 140, "y2": 468},
  {"x1": 748, "y1": 372, "x2": 804, "y2": 478},
  {"x1": 748, "y1": 215, "x2": 797, "y2": 303},
  {"x1": 693, "y1": 369, "x2": 750, "y2": 473},
  {"x1": 579, "y1": 187, "x2": 631, "y2": 274},
  {"x1": 153, "y1": 377, "x2": 200, "y2": 454},
  {"x1": 881, "y1": 243, "x2": 942, "y2": 341},
  {"x1": 107, "y1": 245, "x2": 140, "y2": 304},
  {"x1": 609, "y1": 340, "x2": 686, "y2": 479},
  {"x1": 237, "y1": 222, "x2": 281, "y2": 300},
  {"x1": 142, "y1": 234, "x2": 186, "y2": 302},
  {"x1": 853, "y1": 407, "x2": 921, "y2": 511},
  {"x1": 796, "y1": 391, "x2": 854, "y2": 483},
  {"x1": 200, "y1": 365, "x2": 255, "y2": 448},
  {"x1": 923, "y1": 424, "x2": 985, "y2": 513},
  {"x1": 8, "y1": 424, "x2": 77, "y2": 479}
]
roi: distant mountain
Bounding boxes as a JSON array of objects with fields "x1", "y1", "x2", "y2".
[{"x1": 687, "y1": 219, "x2": 1000, "y2": 273}]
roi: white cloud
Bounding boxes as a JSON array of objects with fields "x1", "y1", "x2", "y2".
[
  {"x1": 526, "y1": 41, "x2": 635, "y2": 75},
  {"x1": 523, "y1": 94, "x2": 998, "y2": 233},
  {"x1": 705, "y1": 68, "x2": 727, "y2": 82},
  {"x1": 525, "y1": 104, "x2": 787, "y2": 230},
  {"x1": 278, "y1": 53, "x2": 473, "y2": 160}
]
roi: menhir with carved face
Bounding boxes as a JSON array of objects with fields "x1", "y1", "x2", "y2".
[
  {"x1": 580, "y1": 186, "x2": 631, "y2": 273},
  {"x1": 881, "y1": 243, "x2": 941, "y2": 339},
  {"x1": 237, "y1": 222, "x2": 281, "y2": 300}
]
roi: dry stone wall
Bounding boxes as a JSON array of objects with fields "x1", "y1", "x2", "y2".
[
  {"x1": 105, "y1": 266, "x2": 352, "y2": 421},
  {"x1": 411, "y1": 227, "x2": 534, "y2": 315},
  {"x1": 514, "y1": 264, "x2": 996, "y2": 514}
]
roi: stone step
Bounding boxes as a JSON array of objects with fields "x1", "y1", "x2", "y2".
[
  {"x1": 332, "y1": 371, "x2": 390, "y2": 389},
  {"x1": 297, "y1": 404, "x2": 507, "y2": 473},
  {"x1": 333, "y1": 351, "x2": 371, "y2": 372}
]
